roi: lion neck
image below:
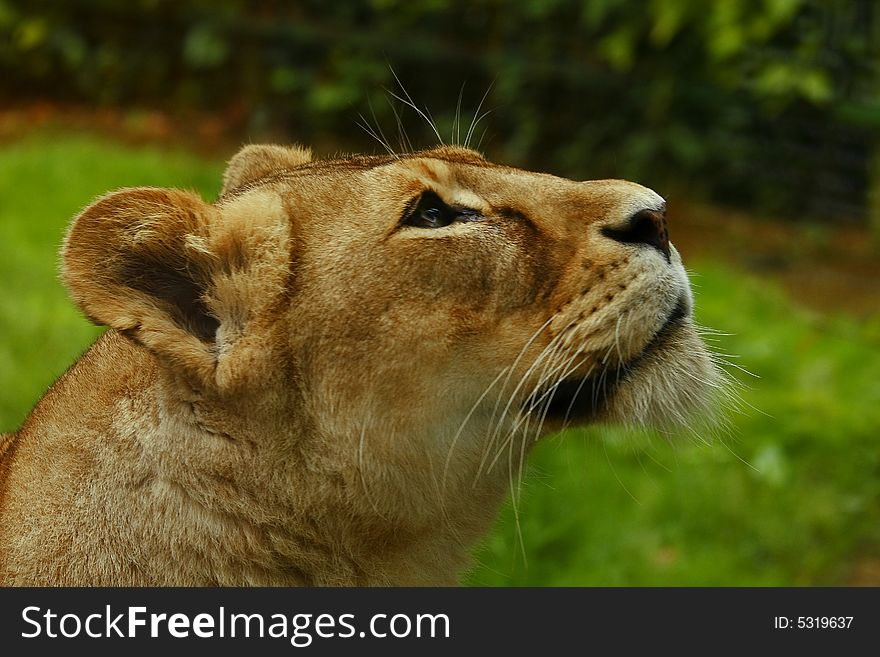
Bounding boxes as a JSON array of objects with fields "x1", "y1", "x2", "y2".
[{"x1": 73, "y1": 330, "x2": 511, "y2": 585}]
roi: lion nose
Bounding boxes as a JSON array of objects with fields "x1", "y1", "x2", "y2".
[{"x1": 601, "y1": 206, "x2": 670, "y2": 262}]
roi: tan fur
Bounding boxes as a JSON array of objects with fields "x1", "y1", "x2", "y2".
[{"x1": 0, "y1": 144, "x2": 719, "y2": 585}]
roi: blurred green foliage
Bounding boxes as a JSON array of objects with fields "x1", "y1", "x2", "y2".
[
  {"x1": 1, "y1": 131, "x2": 879, "y2": 584},
  {"x1": 1, "y1": 0, "x2": 878, "y2": 221}
]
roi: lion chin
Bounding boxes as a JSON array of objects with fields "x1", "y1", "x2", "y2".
[{"x1": 532, "y1": 297, "x2": 720, "y2": 430}]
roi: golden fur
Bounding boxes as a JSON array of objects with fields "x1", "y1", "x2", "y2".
[{"x1": 0, "y1": 144, "x2": 718, "y2": 585}]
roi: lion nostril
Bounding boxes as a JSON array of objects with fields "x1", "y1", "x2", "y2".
[{"x1": 601, "y1": 207, "x2": 670, "y2": 261}]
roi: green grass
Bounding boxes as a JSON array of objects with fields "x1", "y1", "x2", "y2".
[{"x1": 2, "y1": 131, "x2": 878, "y2": 585}]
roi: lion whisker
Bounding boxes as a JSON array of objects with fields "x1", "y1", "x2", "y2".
[
  {"x1": 355, "y1": 114, "x2": 396, "y2": 158},
  {"x1": 476, "y1": 316, "x2": 558, "y2": 480},
  {"x1": 440, "y1": 365, "x2": 511, "y2": 497},
  {"x1": 481, "y1": 325, "x2": 571, "y2": 477},
  {"x1": 386, "y1": 66, "x2": 444, "y2": 145},
  {"x1": 464, "y1": 79, "x2": 495, "y2": 149}
]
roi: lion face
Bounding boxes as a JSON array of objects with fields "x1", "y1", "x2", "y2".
[
  {"x1": 61, "y1": 143, "x2": 717, "y2": 523},
  {"x1": 237, "y1": 147, "x2": 715, "y2": 437}
]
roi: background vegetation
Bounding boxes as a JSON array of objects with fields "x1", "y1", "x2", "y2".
[
  {"x1": 0, "y1": 0, "x2": 878, "y2": 585},
  {"x1": 2, "y1": 0, "x2": 879, "y2": 225}
]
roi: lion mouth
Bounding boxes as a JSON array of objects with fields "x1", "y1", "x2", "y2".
[{"x1": 525, "y1": 297, "x2": 689, "y2": 426}]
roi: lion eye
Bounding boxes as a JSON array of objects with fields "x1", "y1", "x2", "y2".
[{"x1": 402, "y1": 191, "x2": 481, "y2": 229}]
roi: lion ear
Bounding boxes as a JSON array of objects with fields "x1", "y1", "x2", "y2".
[
  {"x1": 221, "y1": 144, "x2": 312, "y2": 196},
  {"x1": 62, "y1": 187, "x2": 221, "y2": 383}
]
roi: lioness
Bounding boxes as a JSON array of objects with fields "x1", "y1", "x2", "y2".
[{"x1": 0, "y1": 144, "x2": 717, "y2": 585}]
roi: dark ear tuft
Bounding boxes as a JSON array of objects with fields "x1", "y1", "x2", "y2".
[{"x1": 118, "y1": 248, "x2": 219, "y2": 343}]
